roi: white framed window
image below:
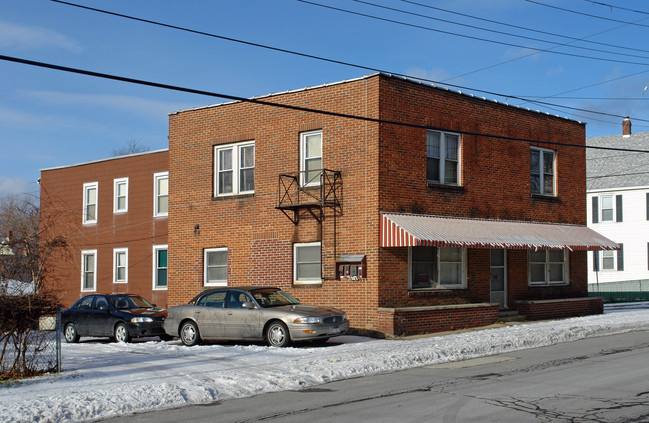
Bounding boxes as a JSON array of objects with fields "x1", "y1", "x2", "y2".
[
  {"x1": 153, "y1": 244, "x2": 168, "y2": 290},
  {"x1": 81, "y1": 249, "x2": 97, "y2": 292},
  {"x1": 113, "y1": 248, "x2": 128, "y2": 284},
  {"x1": 83, "y1": 182, "x2": 98, "y2": 224},
  {"x1": 300, "y1": 131, "x2": 322, "y2": 187},
  {"x1": 408, "y1": 246, "x2": 467, "y2": 290},
  {"x1": 154, "y1": 172, "x2": 169, "y2": 217},
  {"x1": 426, "y1": 130, "x2": 461, "y2": 185},
  {"x1": 294, "y1": 242, "x2": 321, "y2": 284},
  {"x1": 593, "y1": 245, "x2": 623, "y2": 272},
  {"x1": 530, "y1": 147, "x2": 556, "y2": 196},
  {"x1": 113, "y1": 177, "x2": 129, "y2": 213},
  {"x1": 214, "y1": 141, "x2": 255, "y2": 196},
  {"x1": 204, "y1": 247, "x2": 228, "y2": 286},
  {"x1": 529, "y1": 250, "x2": 569, "y2": 286}
]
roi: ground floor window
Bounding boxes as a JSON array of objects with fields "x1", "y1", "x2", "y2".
[
  {"x1": 204, "y1": 247, "x2": 228, "y2": 286},
  {"x1": 529, "y1": 250, "x2": 569, "y2": 286},
  {"x1": 294, "y1": 242, "x2": 321, "y2": 284},
  {"x1": 153, "y1": 245, "x2": 168, "y2": 290},
  {"x1": 408, "y1": 246, "x2": 467, "y2": 290},
  {"x1": 81, "y1": 250, "x2": 97, "y2": 292}
]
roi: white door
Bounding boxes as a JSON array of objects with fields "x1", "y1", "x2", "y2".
[{"x1": 490, "y1": 249, "x2": 507, "y2": 309}]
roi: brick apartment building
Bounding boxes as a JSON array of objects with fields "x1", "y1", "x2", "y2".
[
  {"x1": 40, "y1": 150, "x2": 169, "y2": 308},
  {"x1": 166, "y1": 73, "x2": 617, "y2": 336}
]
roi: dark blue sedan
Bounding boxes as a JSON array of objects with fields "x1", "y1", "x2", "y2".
[{"x1": 61, "y1": 294, "x2": 168, "y2": 343}]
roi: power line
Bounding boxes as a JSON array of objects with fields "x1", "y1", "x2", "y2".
[
  {"x1": 51, "y1": 0, "x2": 648, "y2": 124},
  {"x1": 2, "y1": 53, "x2": 649, "y2": 154},
  {"x1": 403, "y1": 0, "x2": 649, "y2": 54},
  {"x1": 583, "y1": 1, "x2": 649, "y2": 16},
  {"x1": 526, "y1": 0, "x2": 649, "y2": 27},
  {"x1": 298, "y1": 0, "x2": 649, "y2": 66},
  {"x1": 351, "y1": 0, "x2": 649, "y2": 60}
]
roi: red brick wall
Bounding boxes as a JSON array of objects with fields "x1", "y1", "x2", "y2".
[
  {"x1": 40, "y1": 151, "x2": 168, "y2": 308},
  {"x1": 516, "y1": 297, "x2": 603, "y2": 320},
  {"x1": 377, "y1": 304, "x2": 499, "y2": 337}
]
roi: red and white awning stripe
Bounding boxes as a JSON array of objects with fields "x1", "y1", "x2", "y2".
[{"x1": 380, "y1": 213, "x2": 619, "y2": 251}]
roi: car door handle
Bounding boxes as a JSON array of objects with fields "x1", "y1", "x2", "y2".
[
  {"x1": 227, "y1": 312, "x2": 233, "y2": 315},
  {"x1": 194, "y1": 311, "x2": 201, "y2": 314}
]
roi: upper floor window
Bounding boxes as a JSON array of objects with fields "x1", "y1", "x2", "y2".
[
  {"x1": 153, "y1": 245, "x2": 168, "y2": 290},
  {"x1": 409, "y1": 246, "x2": 467, "y2": 290},
  {"x1": 591, "y1": 194, "x2": 622, "y2": 223},
  {"x1": 426, "y1": 130, "x2": 460, "y2": 185},
  {"x1": 81, "y1": 249, "x2": 97, "y2": 292},
  {"x1": 530, "y1": 147, "x2": 555, "y2": 196},
  {"x1": 83, "y1": 182, "x2": 98, "y2": 224},
  {"x1": 204, "y1": 247, "x2": 228, "y2": 286},
  {"x1": 113, "y1": 248, "x2": 128, "y2": 284},
  {"x1": 300, "y1": 131, "x2": 322, "y2": 187},
  {"x1": 214, "y1": 141, "x2": 255, "y2": 196},
  {"x1": 114, "y1": 177, "x2": 128, "y2": 214},
  {"x1": 529, "y1": 250, "x2": 568, "y2": 286},
  {"x1": 294, "y1": 242, "x2": 321, "y2": 284},
  {"x1": 154, "y1": 172, "x2": 169, "y2": 217}
]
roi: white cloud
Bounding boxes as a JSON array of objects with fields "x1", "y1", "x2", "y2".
[
  {"x1": 22, "y1": 91, "x2": 188, "y2": 119},
  {"x1": 546, "y1": 65, "x2": 564, "y2": 76},
  {"x1": 0, "y1": 104, "x2": 96, "y2": 132},
  {"x1": 0, "y1": 176, "x2": 34, "y2": 198},
  {"x1": 0, "y1": 19, "x2": 82, "y2": 53}
]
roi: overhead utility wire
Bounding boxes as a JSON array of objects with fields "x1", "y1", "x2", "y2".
[
  {"x1": 402, "y1": 0, "x2": 649, "y2": 54},
  {"x1": 51, "y1": 0, "x2": 646, "y2": 123},
  {"x1": 351, "y1": 0, "x2": 649, "y2": 60},
  {"x1": 526, "y1": 0, "x2": 649, "y2": 27},
  {"x1": 3, "y1": 53, "x2": 649, "y2": 154},
  {"x1": 298, "y1": 0, "x2": 649, "y2": 66},
  {"x1": 584, "y1": 1, "x2": 649, "y2": 16}
]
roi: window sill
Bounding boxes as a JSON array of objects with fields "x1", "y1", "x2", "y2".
[
  {"x1": 528, "y1": 283, "x2": 569, "y2": 288},
  {"x1": 426, "y1": 183, "x2": 465, "y2": 193},
  {"x1": 212, "y1": 193, "x2": 255, "y2": 201},
  {"x1": 531, "y1": 194, "x2": 561, "y2": 203},
  {"x1": 408, "y1": 287, "x2": 467, "y2": 294},
  {"x1": 293, "y1": 281, "x2": 323, "y2": 287}
]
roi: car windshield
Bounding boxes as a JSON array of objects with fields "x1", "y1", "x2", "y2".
[
  {"x1": 250, "y1": 288, "x2": 301, "y2": 308},
  {"x1": 110, "y1": 295, "x2": 154, "y2": 310}
]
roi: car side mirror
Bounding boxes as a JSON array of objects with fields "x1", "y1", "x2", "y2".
[{"x1": 241, "y1": 301, "x2": 256, "y2": 310}]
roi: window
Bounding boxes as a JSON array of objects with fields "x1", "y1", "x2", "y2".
[
  {"x1": 83, "y1": 182, "x2": 98, "y2": 224},
  {"x1": 214, "y1": 141, "x2": 255, "y2": 196},
  {"x1": 153, "y1": 245, "x2": 168, "y2": 289},
  {"x1": 204, "y1": 248, "x2": 228, "y2": 286},
  {"x1": 81, "y1": 250, "x2": 97, "y2": 292},
  {"x1": 529, "y1": 250, "x2": 568, "y2": 286},
  {"x1": 594, "y1": 245, "x2": 623, "y2": 272},
  {"x1": 592, "y1": 194, "x2": 623, "y2": 223},
  {"x1": 426, "y1": 130, "x2": 460, "y2": 185},
  {"x1": 409, "y1": 246, "x2": 467, "y2": 289},
  {"x1": 294, "y1": 242, "x2": 321, "y2": 284},
  {"x1": 113, "y1": 248, "x2": 128, "y2": 283},
  {"x1": 530, "y1": 147, "x2": 555, "y2": 196},
  {"x1": 300, "y1": 131, "x2": 322, "y2": 186},
  {"x1": 114, "y1": 177, "x2": 128, "y2": 213},
  {"x1": 153, "y1": 172, "x2": 168, "y2": 217}
]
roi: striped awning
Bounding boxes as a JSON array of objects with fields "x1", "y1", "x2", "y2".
[{"x1": 380, "y1": 213, "x2": 619, "y2": 251}]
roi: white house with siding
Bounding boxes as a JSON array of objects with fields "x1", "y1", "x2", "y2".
[{"x1": 587, "y1": 119, "x2": 649, "y2": 295}]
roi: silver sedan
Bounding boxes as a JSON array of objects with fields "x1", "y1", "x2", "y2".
[{"x1": 163, "y1": 286, "x2": 349, "y2": 347}]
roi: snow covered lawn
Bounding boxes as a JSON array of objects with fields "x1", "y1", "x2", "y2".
[{"x1": 2, "y1": 307, "x2": 649, "y2": 422}]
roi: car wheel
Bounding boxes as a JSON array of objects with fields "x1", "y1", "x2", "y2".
[
  {"x1": 180, "y1": 321, "x2": 200, "y2": 346},
  {"x1": 64, "y1": 323, "x2": 80, "y2": 343},
  {"x1": 265, "y1": 321, "x2": 290, "y2": 347},
  {"x1": 114, "y1": 322, "x2": 131, "y2": 343}
]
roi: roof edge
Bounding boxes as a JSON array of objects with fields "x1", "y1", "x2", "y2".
[{"x1": 40, "y1": 148, "x2": 168, "y2": 172}]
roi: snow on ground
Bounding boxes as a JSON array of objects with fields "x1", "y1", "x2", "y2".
[{"x1": 2, "y1": 306, "x2": 649, "y2": 422}]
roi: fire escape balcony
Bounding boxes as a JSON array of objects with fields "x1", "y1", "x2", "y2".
[{"x1": 276, "y1": 169, "x2": 342, "y2": 224}]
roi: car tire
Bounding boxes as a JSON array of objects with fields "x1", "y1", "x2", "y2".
[
  {"x1": 114, "y1": 322, "x2": 131, "y2": 343},
  {"x1": 265, "y1": 321, "x2": 290, "y2": 347},
  {"x1": 180, "y1": 321, "x2": 200, "y2": 346},
  {"x1": 64, "y1": 323, "x2": 80, "y2": 343}
]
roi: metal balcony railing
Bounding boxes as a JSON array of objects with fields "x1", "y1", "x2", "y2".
[{"x1": 276, "y1": 169, "x2": 342, "y2": 224}]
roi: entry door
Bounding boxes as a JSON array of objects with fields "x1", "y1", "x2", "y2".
[{"x1": 490, "y1": 249, "x2": 507, "y2": 309}]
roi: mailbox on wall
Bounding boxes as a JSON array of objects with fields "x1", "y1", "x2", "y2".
[{"x1": 336, "y1": 255, "x2": 366, "y2": 280}]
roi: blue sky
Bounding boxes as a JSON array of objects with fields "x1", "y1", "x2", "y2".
[{"x1": 2, "y1": 0, "x2": 649, "y2": 197}]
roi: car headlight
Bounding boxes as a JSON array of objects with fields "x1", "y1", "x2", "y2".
[
  {"x1": 131, "y1": 317, "x2": 154, "y2": 323},
  {"x1": 294, "y1": 316, "x2": 321, "y2": 324}
]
